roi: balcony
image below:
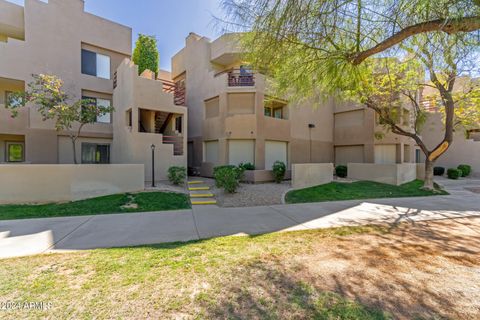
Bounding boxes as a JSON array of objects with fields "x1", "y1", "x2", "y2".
[
  {"x1": 0, "y1": 1, "x2": 25, "y2": 42},
  {"x1": 228, "y1": 69, "x2": 255, "y2": 87},
  {"x1": 162, "y1": 79, "x2": 186, "y2": 106}
]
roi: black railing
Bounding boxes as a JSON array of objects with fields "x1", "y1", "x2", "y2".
[{"x1": 227, "y1": 69, "x2": 255, "y2": 87}]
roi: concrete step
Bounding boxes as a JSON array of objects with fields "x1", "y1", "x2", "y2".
[
  {"x1": 0, "y1": 230, "x2": 53, "y2": 259},
  {"x1": 189, "y1": 186, "x2": 210, "y2": 191},
  {"x1": 188, "y1": 180, "x2": 204, "y2": 185},
  {"x1": 191, "y1": 199, "x2": 217, "y2": 205},
  {"x1": 190, "y1": 193, "x2": 214, "y2": 198}
]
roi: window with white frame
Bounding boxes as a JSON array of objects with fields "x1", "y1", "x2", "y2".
[
  {"x1": 81, "y1": 49, "x2": 111, "y2": 79},
  {"x1": 82, "y1": 96, "x2": 111, "y2": 123}
]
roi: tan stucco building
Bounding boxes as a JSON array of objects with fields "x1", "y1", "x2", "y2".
[
  {"x1": 171, "y1": 33, "x2": 417, "y2": 178},
  {"x1": 0, "y1": 0, "x2": 186, "y2": 180}
]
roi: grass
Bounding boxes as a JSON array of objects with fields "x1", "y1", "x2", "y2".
[
  {"x1": 0, "y1": 225, "x2": 392, "y2": 319},
  {"x1": 285, "y1": 179, "x2": 448, "y2": 204},
  {"x1": 0, "y1": 192, "x2": 190, "y2": 220}
]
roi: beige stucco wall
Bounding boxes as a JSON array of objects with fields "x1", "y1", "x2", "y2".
[
  {"x1": 0, "y1": 164, "x2": 144, "y2": 204},
  {"x1": 112, "y1": 60, "x2": 187, "y2": 181},
  {"x1": 172, "y1": 33, "x2": 335, "y2": 172},
  {"x1": 348, "y1": 163, "x2": 417, "y2": 185},
  {"x1": 420, "y1": 113, "x2": 480, "y2": 176},
  {"x1": 0, "y1": 0, "x2": 131, "y2": 163},
  {"x1": 292, "y1": 163, "x2": 334, "y2": 189}
]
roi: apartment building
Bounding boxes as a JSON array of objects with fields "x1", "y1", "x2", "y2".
[
  {"x1": 0, "y1": 0, "x2": 186, "y2": 181},
  {"x1": 171, "y1": 33, "x2": 418, "y2": 178},
  {"x1": 172, "y1": 33, "x2": 335, "y2": 178}
]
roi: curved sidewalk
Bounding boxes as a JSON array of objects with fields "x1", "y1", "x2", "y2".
[{"x1": 1, "y1": 178, "x2": 479, "y2": 259}]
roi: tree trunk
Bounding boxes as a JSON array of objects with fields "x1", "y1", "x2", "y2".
[
  {"x1": 72, "y1": 138, "x2": 78, "y2": 165},
  {"x1": 423, "y1": 158, "x2": 435, "y2": 190}
]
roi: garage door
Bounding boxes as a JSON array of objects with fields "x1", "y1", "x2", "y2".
[
  {"x1": 228, "y1": 140, "x2": 255, "y2": 165},
  {"x1": 335, "y1": 145, "x2": 364, "y2": 165},
  {"x1": 204, "y1": 140, "x2": 219, "y2": 165},
  {"x1": 374, "y1": 145, "x2": 396, "y2": 164},
  {"x1": 265, "y1": 141, "x2": 287, "y2": 170}
]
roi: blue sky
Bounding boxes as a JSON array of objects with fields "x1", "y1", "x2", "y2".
[{"x1": 7, "y1": 0, "x2": 224, "y2": 70}]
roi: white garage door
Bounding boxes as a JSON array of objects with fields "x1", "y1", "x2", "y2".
[
  {"x1": 374, "y1": 145, "x2": 397, "y2": 164},
  {"x1": 265, "y1": 141, "x2": 287, "y2": 170},
  {"x1": 204, "y1": 140, "x2": 219, "y2": 165},
  {"x1": 228, "y1": 140, "x2": 255, "y2": 165}
]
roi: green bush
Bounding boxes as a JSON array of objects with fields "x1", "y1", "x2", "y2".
[
  {"x1": 213, "y1": 165, "x2": 245, "y2": 193},
  {"x1": 167, "y1": 166, "x2": 187, "y2": 185},
  {"x1": 433, "y1": 167, "x2": 445, "y2": 176},
  {"x1": 447, "y1": 168, "x2": 462, "y2": 180},
  {"x1": 457, "y1": 164, "x2": 471, "y2": 177},
  {"x1": 132, "y1": 34, "x2": 159, "y2": 77},
  {"x1": 335, "y1": 165, "x2": 348, "y2": 178},
  {"x1": 239, "y1": 162, "x2": 255, "y2": 170},
  {"x1": 272, "y1": 161, "x2": 286, "y2": 183}
]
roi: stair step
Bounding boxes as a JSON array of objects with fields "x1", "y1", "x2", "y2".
[
  {"x1": 189, "y1": 186, "x2": 210, "y2": 191},
  {"x1": 190, "y1": 193, "x2": 214, "y2": 198},
  {"x1": 191, "y1": 200, "x2": 217, "y2": 205},
  {"x1": 188, "y1": 181, "x2": 204, "y2": 185}
]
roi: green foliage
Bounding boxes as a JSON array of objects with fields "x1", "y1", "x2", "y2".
[
  {"x1": 457, "y1": 164, "x2": 472, "y2": 177},
  {"x1": 167, "y1": 166, "x2": 187, "y2": 185},
  {"x1": 238, "y1": 162, "x2": 255, "y2": 170},
  {"x1": 335, "y1": 165, "x2": 348, "y2": 178},
  {"x1": 132, "y1": 34, "x2": 159, "y2": 77},
  {"x1": 447, "y1": 168, "x2": 462, "y2": 179},
  {"x1": 0, "y1": 192, "x2": 190, "y2": 220},
  {"x1": 5, "y1": 74, "x2": 114, "y2": 164},
  {"x1": 285, "y1": 180, "x2": 447, "y2": 204},
  {"x1": 272, "y1": 161, "x2": 286, "y2": 183},
  {"x1": 213, "y1": 165, "x2": 245, "y2": 193},
  {"x1": 433, "y1": 167, "x2": 445, "y2": 176}
]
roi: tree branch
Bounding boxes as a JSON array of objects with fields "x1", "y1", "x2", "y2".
[{"x1": 350, "y1": 16, "x2": 480, "y2": 65}]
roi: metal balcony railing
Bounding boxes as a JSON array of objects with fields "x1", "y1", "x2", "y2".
[
  {"x1": 162, "y1": 80, "x2": 186, "y2": 106},
  {"x1": 227, "y1": 69, "x2": 255, "y2": 87}
]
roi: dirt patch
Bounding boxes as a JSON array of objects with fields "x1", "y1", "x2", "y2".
[{"x1": 465, "y1": 187, "x2": 480, "y2": 194}]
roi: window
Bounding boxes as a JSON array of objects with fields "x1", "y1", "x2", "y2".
[
  {"x1": 175, "y1": 116, "x2": 182, "y2": 133},
  {"x1": 264, "y1": 107, "x2": 272, "y2": 117},
  {"x1": 6, "y1": 142, "x2": 25, "y2": 162},
  {"x1": 82, "y1": 96, "x2": 111, "y2": 123},
  {"x1": 81, "y1": 49, "x2": 111, "y2": 79},
  {"x1": 274, "y1": 108, "x2": 283, "y2": 119},
  {"x1": 126, "y1": 109, "x2": 132, "y2": 127},
  {"x1": 5, "y1": 91, "x2": 23, "y2": 108},
  {"x1": 81, "y1": 143, "x2": 110, "y2": 164}
]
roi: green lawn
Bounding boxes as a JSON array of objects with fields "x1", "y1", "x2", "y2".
[
  {"x1": 0, "y1": 225, "x2": 392, "y2": 319},
  {"x1": 0, "y1": 192, "x2": 190, "y2": 220},
  {"x1": 285, "y1": 179, "x2": 448, "y2": 204}
]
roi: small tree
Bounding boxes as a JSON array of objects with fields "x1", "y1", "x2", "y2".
[
  {"x1": 132, "y1": 34, "x2": 159, "y2": 77},
  {"x1": 6, "y1": 74, "x2": 114, "y2": 164}
]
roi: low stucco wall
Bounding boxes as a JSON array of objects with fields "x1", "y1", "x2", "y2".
[
  {"x1": 243, "y1": 170, "x2": 292, "y2": 183},
  {"x1": 416, "y1": 163, "x2": 425, "y2": 180},
  {"x1": 292, "y1": 163, "x2": 334, "y2": 189},
  {"x1": 348, "y1": 163, "x2": 417, "y2": 186},
  {"x1": 0, "y1": 164, "x2": 144, "y2": 204}
]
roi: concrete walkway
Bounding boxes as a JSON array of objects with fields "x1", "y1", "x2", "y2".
[{"x1": 1, "y1": 178, "x2": 479, "y2": 258}]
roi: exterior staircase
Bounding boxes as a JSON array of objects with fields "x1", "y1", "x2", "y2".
[{"x1": 188, "y1": 180, "x2": 217, "y2": 205}]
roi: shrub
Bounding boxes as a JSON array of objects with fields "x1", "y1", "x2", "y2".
[
  {"x1": 213, "y1": 165, "x2": 245, "y2": 193},
  {"x1": 457, "y1": 164, "x2": 471, "y2": 177},
  {"x1": 335, "y1": 165, "x2": 348, "y2": 178},
  {"x1": 433, "y1": 167, "x2": 445, "y2": 176},
  {"x1": 167, "y1": 166, "x2": 187, "y2": 185},
  {"x1": 272, "y1": 161, "x2": 286, "y2": 183},
  {"x1": 239, "y1": 162, "x2": 255, "y2": 170},
  {"x1": 447, "y1": 168, "x2": 462, "y2": 180}
]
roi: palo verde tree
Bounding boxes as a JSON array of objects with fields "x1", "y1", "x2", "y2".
[
  {"x1": 132, "y1": 34, "x2": 159, "y2": 77},
  {"x1": 221, "y1": 0, "x2": 480, "y2": 189},
  {"x1": 6, "y1": 74, "x2": 114, "y2": 164}
]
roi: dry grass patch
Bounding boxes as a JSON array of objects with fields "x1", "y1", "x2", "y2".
[{"x1": 0, "y1": 219, "x2": 479, "y2": 319}]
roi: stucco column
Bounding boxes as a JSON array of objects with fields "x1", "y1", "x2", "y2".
[
  {"x1": 396, "y1": 143, "x2": 403, "y2": 163},
  {"x1": 364, "y1": 143, "x2": 375, "y2": 163}
]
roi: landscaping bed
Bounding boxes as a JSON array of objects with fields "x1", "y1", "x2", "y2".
[
  {"x1": 0, "y1": 192, "x2": 191, "y2": 220},
  {"x1": 285, "y1": 179, "x2": 448, "y2": 204},
  {"x1": 1, "y1": 217, "x2": 478, "y2": 319}
]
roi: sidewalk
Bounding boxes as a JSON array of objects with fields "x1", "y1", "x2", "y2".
[{"x1": 1, "y1": 178, "x2": 479, "y2": 258}]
